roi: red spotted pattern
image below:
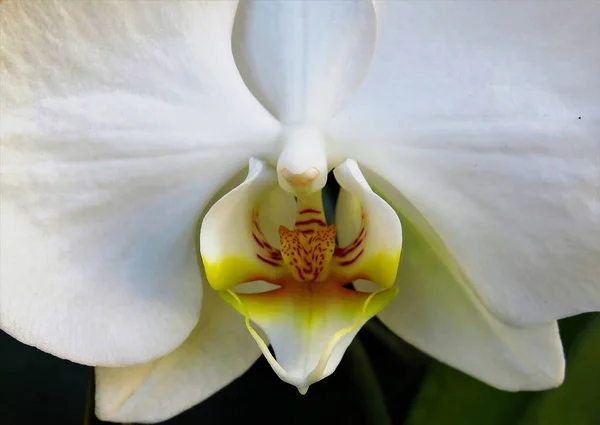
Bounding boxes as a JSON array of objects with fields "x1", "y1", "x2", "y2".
[
  {"x1": 249, "y1": 204, "x2": 369, "y2": 284},
  {"x1": 279, "y1": 225, "x2": 336, "y2": 282}
]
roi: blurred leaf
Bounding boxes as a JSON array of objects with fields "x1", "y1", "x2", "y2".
[
  {"x1": 404, "y1": 362, "x2": 536, "y2": 425},
  {"x1": 135, "y1": 336, "x2": 396, "y2": 425},
  {"x1": 84, "y1": 369, "x2": 95, "y2": 425},
  {"x1": 517, "y1": 315, "x2": 600, "y2": 425},
  {"x1": 346, "y1": 337, "x2": 392, "y2": 425},
  {"x1": 364, "y1": 318, "x2": 429, "y2": 367},
  {"x1": 322, "y1": 171, "x2": 341, "y2": 224},
  {"x1": 404, "y1": 313, "x2": 596, "y2": 425},
  {"x1": 0, "y1": 331, "x2": 88, "y2": 425},
  {"x1": 361, "y1": 319, "x2": 429, "y2": 424}
]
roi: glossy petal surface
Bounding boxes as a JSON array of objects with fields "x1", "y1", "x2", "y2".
[
  {"x1": 232, "y1": 0, "x2": 376, "y2": 124},
  {"x1": 0, "y1": 0, "x2": 279, "y2": 365},
  {"x1": 329, "y1": 1, "x2": 600, "y2": 325},
  {"x1": 364, "y1": 174, "x2": 565, "y2": 391},
  {"x1": 95, "y1": 290, "x2": 260, "y2": 423}
]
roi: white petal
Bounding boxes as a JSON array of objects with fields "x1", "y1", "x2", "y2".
[
  {"x1": 0, "y1": 0, "x2": 279, "y2": 366},
  {"x1": 232, "y1": 0, "x2": 376, "y2": 124},
  {"x1": 366, "y1": 178, "x2": 565, "y2": 391},
  {"x1": 258, "y1": 185, "x2": 297, "y2": 249},
  {"x1": 328, "y1": 1, "x2": 600, "y2": 325},
  {"x1": 334, "y1": 159, "x2": 402, "y2": 288},
  {"x1": 95, "y1": 289, "x2": 260, "y2": 424}
]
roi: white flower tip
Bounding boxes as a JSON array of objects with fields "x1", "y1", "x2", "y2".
[
  {"x1": 298, "y1": 385, "x2": 309, "y2": 395},
  {"x1": 279, "y1": 166, "x2": 321, "y2": 192},
  {"x1": 277, "y1": 126, "x2": 328, "y2": 194}
]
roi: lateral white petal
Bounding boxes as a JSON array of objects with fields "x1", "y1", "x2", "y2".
[
  {"x1": 0, "y1": 0, "x2": 279, "y2": 366},
  {"x1": 334, "y1": 160, "x2": 402, "y2": 288},
  {"x1": 200, "y1": 158, "x2": 295, "y2": 291},
  {"x1": 329, "y1": 1, "x2": 600, "y2": 325},
  {"x1": 95, "y1": 290, "x2": 260, "y2": 424},
  {"x1": 232, "y1": 0, "x2": 376, "y2": 124},
  {"x1": 366, "y1": 179, "x2": 565, "y2": 391}
]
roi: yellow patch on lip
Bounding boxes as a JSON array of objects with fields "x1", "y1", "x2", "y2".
[{"x1": 220, "y1": 283, "x2": 399, "y2": 393}]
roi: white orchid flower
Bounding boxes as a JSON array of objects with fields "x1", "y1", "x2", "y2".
[{"x1": 1, "y1": 0, "x2": 599, "y2": 423}]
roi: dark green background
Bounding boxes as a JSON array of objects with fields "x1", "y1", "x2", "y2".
[{"x1": 1, "y1": 312, "x2": 598, "y2": 425}]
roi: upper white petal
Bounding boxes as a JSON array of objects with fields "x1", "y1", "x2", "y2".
[
  {"x1": 232, "y1": 0, "x2": 376, "y2": 124},
  {"x1": 328, "y1": 1, "x2": 600, "y2": 325},
  {"x1": 366, "y1": 177, "x2": 565, "y2": 391},
  {"x1": 0, "y1": 0, "x2": 279, "y2": 366},
  {"x1": 95, "y1": 290, "x2": 260, "y2": 424}
]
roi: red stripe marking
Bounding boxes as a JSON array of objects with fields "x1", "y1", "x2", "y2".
[
  {"x1": 252, "y1": 233, "x2": 265, "y2": 248},
  {"x1": 335, "y1": 240, "x2": 362, "y2": 257},
  {"x1": 357, "y1": 227, "x2": 366, "y2": 241},
  {"x1": 299, "y1": 209, "x2": 321, "y2": 215},
  {"x1": 300, "y1": 229, "x2": 315, "y2": 235},
  {"x1": 295, "y1": 219, "x2": 326, "y2": 227},
  {"x1": 334, "y1": 228, "x2": 366, "y2": 257},
  {"x1": 339, "y1": 249, "x2": 364, "y2": 266},
  {"x1": 339, "y1": 235, "x2": 363, "y2": 255},
  {"x1": 257, "y1": 254, "x2": 280, "y2": 267}
]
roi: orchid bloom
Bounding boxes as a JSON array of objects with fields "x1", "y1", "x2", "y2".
[{"x1": 1, "y1": 0, "x2": 599, "y2": 423}]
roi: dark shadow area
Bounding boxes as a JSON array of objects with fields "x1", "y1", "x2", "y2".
[
  {"x1": 0, "y1": 331, "x2": 88, "y2": 425},
  {"x1": 0, "y1": 321, "x2": 428, "y2": 425}
]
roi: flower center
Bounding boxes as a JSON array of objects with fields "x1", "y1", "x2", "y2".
[
  {"x1": 279, "y1": 224, "x2": 336, "y2": 282},
  {"x1": 199, "y1": 158, "x2": 403, "y2": 393},
  {"x1": 278, "y1": 192, "x2": 336, "y2": 282}
]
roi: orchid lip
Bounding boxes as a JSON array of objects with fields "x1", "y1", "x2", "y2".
[{"x1": 199, "y1": 157, "x2": 402, "y2": 392}]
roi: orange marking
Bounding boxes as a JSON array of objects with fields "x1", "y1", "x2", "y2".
[
  {"x1": 335, "y1": 227, "x2": 366, "y2": 257},
  {"x1": 257, "y1": 254, "x2": 280, "y2": 267},
  {"x1": 279, "y1": 224, "x2": 336, "y2": 282},
  {"x1": 339, "y1": 249, "x2": 364, "y2": 266},
  {"x1": 252, "y1": 233, "x2": 265, "y2": 248},
  {"x1": 335, "y1": 236, "x2": 364, "y2": 257}
]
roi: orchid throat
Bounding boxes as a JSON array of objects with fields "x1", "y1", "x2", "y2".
[{"x1": 199, "y1": 151, "x2": 403, "y2": 393}]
